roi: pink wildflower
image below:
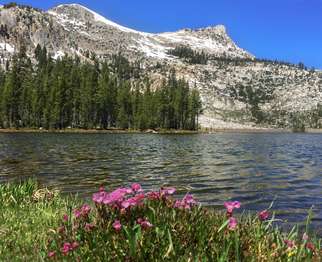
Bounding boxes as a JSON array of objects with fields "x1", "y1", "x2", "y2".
[
  {"x1": 284, "y1": 239, "x2": 295, "y2": 249},
  {"x1": 306, "y1": 242, "x2": 315, "y2": 251},
  {"x1": 224, "y1": 201, "x2": 241, "y2": 216},
  {"x1": 131, "y1": 183, "x2": 143, "y2": 192},
  {"x1": 183, "y1": 194, "x2": 196, "y2": 205},
  {"x1": 258, "y1": 210, "x2": 269, "y2": 221},
  {"x1": 84, "y1": 223, "x2": 95, "y2": 232},
  {"x1": 92, "y1": 191, "x2": 107, "y2": 204},
  {"x1": 102, "y1": 188, "x2": 132, "y2": 205},
  {"x1": 228, "y1": 217, "x2": 238, "y2": 230},
  {"x1": 61, "y1": 242, "x2": 72, "y2": 255},
  {"x1": 141, "y1": 220, "x2": 153, "y2": 229},
  {"x1": 93, "y1": 187, "x2": 132, "y2": 206},
  {"x1": 63, "y1": 214, "x2": 68, "y2": 222},
  {"x1": 71, "y1": 242, "x2": 79, "y2": 250},
  {"x1": 113, "y1": 220, "x2": 122, "y2": 232},
  {"x1": 137, "y1": 218, "x2": 153, "y2": 230},
  {"x1": 81, "y1": 204, "x2": 91, "y2": 216},
  {"x1": 74, "y1": 204, "x2": 91, "y2": 219},
  {"x1": 121, "y1": 193, "x2": 145, "y2": 209},
  {"x1": 146, "y1": 191, "x2": 161, "y2": 200},
  {"x1": 73, "y1": 208, "x2": 81, "y2": 218},
  {"x1": 121, "y1": 200, "x2": 131, "y2": 209},
  {"x1": 48, "y1": 251, "x2": 56, "y2": 258},
  {"x1": 302, "y1": 233, "x2": 309, "y2": 241},
  {"x1": 161, "y1": 187, "x2": 176, "y2": 196},
  {"x1": 174, "y1": 194, "x2": 197, "y2": 209}
]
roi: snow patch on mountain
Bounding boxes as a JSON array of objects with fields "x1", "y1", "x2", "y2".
[
  {"x1": 52, "y1": 50, "x2": 65, "y2": 60},
  {"x1": 158, "y1": 27, "x2": 253, "y2": 59},
  {"x1": 134, "y1": 37, "x2": 172, "y2": 59},
  {"x1": 0, "y1": 43, "x2": 15, "y2": 53},
  {"x1": 48, "y1": 9, "x2": 86, "y2": 32},
  {"x1": 51, "y1": 4, "x2": 147, "y2": 35}
]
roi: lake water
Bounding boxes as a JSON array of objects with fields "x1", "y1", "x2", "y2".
[{"x1": 0, "y1": 132, "x2": 322, "y2": 232}]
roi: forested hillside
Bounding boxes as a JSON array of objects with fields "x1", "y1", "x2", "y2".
[{"x1": 0, "y1": 45, "x2": 202, "y2": 130}]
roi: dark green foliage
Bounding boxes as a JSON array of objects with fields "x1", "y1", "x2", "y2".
[
  {"x1": 228, "y1": 84, "x2": 272, "y2": 123},
  {"x1": 3, "y1": 2, "x2": 17, "y2": 9},
  {"x1": 208, "y1": 56, "x2": 307, "y2": 70},
  {"x1": 290, "y1": 113, "x2": 306, "y2": 132},
  {"x1": 0, "y1": 46, "x2": 202, "y2": 130},
  {"x1": 3, "y1": 2, "x2": 42, "y2": 12},
  {"x1": 168, "y1": 45, "x2": 208, "y2": 65},
  {"x1": 317, "y1": 104, "x2": 322, "y2": 117},
  {"x1": 298, "y1": 62, "x2": 307, "y2": 70},
  {"x1": 0, "y1": 24, "x2": 10, "y2": 39}
]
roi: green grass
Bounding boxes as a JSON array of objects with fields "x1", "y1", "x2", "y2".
[
  {"x1": 0, "y1": 180, "x2": 321, "y2": 261},
  {"x1": 0, "y1": 180, "x2": 80, "y2": 261}
]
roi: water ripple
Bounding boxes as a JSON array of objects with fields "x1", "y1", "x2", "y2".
[{"x1": 0, "y1": 132, "x2": 321, "y2": 228}]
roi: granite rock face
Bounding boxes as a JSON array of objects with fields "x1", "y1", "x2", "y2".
[{"x1": 0, "y1": 3, "x2": 321, "y2": 129}]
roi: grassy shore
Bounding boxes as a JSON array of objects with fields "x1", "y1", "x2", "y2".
[
  {"x1": 0, "y1": 180, "x2": 321, "y2": 261},
  {"x1": 0, "y1": 127, "x2": 321, "y2": 134},
  {"x1": 0, "y1": 128, "x2": 200, "y2": 134}
]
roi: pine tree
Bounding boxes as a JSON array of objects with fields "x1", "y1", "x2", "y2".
[
  {"x1": 189, "y1": 88, "x2": 202, "y2": 130},
  {"x1": 20, "y1": 57, "x2": 34, "y2": 127},
  {"x1": 0, "y1": 68, "x2": 6, "y2": 127},
  {"x1": 97, "y1": 62, "x2": 111, "y2": 128},
  {"x1": 116, "y1": 81, "x2": 132, "y2": 129}
]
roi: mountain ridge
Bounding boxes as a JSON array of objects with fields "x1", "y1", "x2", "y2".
[
  {"x1": 0, "y1": 3, "x2": 321, "y2": 129},
  {"x1": 50, "y1": 3, "x2": 231, "y2": 36}
]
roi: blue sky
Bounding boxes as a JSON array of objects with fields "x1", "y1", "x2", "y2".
[{"x1": 3, "y1": 0, "x2": 322, "y2": 68}]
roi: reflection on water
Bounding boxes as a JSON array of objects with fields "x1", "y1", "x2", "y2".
[{"x1": 0, "y1": 132, "x2": 322, "y2": 230}]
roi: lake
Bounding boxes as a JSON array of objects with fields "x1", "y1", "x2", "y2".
[{"x1": 0, "y1": 132, "x2": 322, "y2": 231}]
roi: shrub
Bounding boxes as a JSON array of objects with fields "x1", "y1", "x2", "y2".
[
  {"x1": 3, "y1": 2, "x2": 17, "y2": 9},
  {"x1": 45, "y1": 183, "x2": 321, "y2": 261},
  {"x1": 168, "y1": 45, "x2": 208, "y2": 65}
]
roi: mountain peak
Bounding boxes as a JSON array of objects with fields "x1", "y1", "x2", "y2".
[
  {"x1": 207, "y1": 24, "x2": 226, "y2": 34},
  {"x1": 49, "y1": 3, "x2": 140, "y2": 34}
]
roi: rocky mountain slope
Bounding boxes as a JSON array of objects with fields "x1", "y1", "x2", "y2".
[{"x1": 0, "y1": 3, "x2": 321, "y2": 129}]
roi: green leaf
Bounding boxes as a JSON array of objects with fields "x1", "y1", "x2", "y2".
[
  {"x1": 135, "y1": 226, "x2": 142, "y2": 242},
  {"x1": 218, "y1": 219, "x2": 229, "y2": 233},
  {"x1": 148, "y1": 206, "x2": 156, "y2": 218},
  {"x1": 164, "y1": 228, "x2": 175, "y2": 258}
]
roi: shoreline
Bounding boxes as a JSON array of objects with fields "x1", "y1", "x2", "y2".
[
  {"x1": 0, "y1": 127, "x2": 321, "y2": 134},
  {"x1": 0, "y1": 128, "x2": 199, "y2": 134}
]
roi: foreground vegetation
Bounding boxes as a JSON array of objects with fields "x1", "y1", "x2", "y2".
[{"x1": 1, "y1": 180, "x2": 321, "y2": 261}]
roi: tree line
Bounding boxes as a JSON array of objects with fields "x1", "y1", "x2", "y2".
[
  {"x1": 168, "y1": 46, "x2": 209, "y2": 65},
  {"x1": 0, "y1": 45, "x2": 202, "y2": 130},
  {"x1": 167, "y1": 45, "x2": 311, "y2": 71},
  {"x1": 3, "y1": 2, "x2": 42, "y2": 12}
]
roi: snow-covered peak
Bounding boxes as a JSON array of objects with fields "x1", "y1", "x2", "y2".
[
  {"x1": 49, "y1": 3, "x2": 143, "y2": 34},
  {"x1": 46, "y1": 3, "x2": 252, "y2": 59}
]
